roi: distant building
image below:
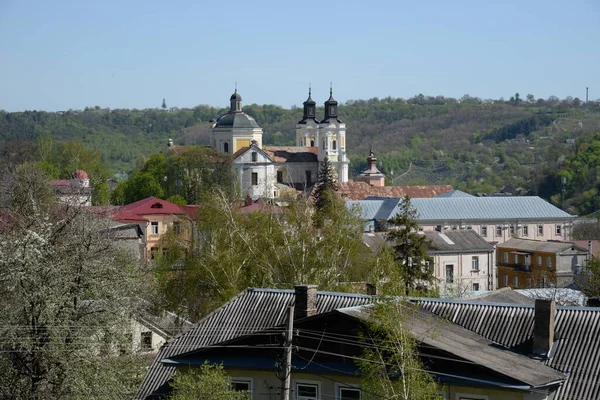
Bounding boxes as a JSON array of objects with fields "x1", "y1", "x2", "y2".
[{"x1": 51, "y1": 169, "x2": 92, "y2": 206}]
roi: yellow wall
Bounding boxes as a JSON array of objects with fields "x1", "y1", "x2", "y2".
[
  {"x1": 235, "y1": 139, "x2": 251, "y2": 152},
  {"x1": 497, "y1": 247, "x2": 557, "y2": 289}
]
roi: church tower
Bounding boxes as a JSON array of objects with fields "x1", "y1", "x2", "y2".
[
  {"x1": 211, "y1": 89, "x2": 263, "y2": 155},
  {"x1": 318, "y1": 86, "x2": 348, "y2": 183},
  {"x1": 295, "y1": 86, "x2": 319, "y2": 147}
]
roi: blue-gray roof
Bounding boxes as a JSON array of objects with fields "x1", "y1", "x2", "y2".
[
  {"x1": 435, "y1": 189, "x2": 475, "y2": 198},
  {"x1": 348, "y1": 196, "x2": 575, "y2": 222}
]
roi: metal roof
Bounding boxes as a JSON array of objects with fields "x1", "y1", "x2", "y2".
[
  {"x1": 136, "y1": 288, "x2": 372, "y2": 399},
  {"x1": 417, "y1": 299, "x2": 600, "y2": 400},
  {"x1": 424, "y1": 230, "x2": 495, "y2": 253},
  {"x1": 435, "y1": 189, "x2": 475, "y2": 198},
  {"x1": 214, "y1": 112, "x2": 260, "y2": 129},
  {"x1": 498, "y1": 238, "x2": 587, "y2": 253}
]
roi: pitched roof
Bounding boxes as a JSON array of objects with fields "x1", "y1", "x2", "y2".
[
  {"x1": 435, "y1": 189, "x2": 474, "y2": 198},
  {"x1": 424, "y1": 230, "x2": 495, "y2": 253},
  {"x1": 119, "y1": 197, "x2": 186, "y2": 216},
  {"x1": 262, "y1": 146, "x2": 318, "y2": 163},
  {"x1": 338, "y1": 181, "x2": 453, "y2": 200},
  {"x1": 498, "y1": 238, "x2": 587, "y2": 254},
  {"x1": 469, "y1": 287, "x2": 536, "y2": 304},
  {"x1": 417, "y1": 298, "x2": 600, "y2": 400}
]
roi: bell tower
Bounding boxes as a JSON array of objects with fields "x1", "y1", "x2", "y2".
[
  {"x1": 318, "y1": 85, "x2": 348, "y2": 183},
  {"x1": 295, "y1": 85, "x2": 319, "y2": 148}
]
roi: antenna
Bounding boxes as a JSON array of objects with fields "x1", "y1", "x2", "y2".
[{"x1": 586, "y1": 87, "x2": 589, "y2": 104}]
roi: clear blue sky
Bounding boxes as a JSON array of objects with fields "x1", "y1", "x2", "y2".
[{"x1": 1, "y1": 0, "x2": 598, "y2": 111}]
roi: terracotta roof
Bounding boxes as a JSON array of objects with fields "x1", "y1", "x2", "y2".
[
  {"x1": 50, "y1": 179, "x2": 71, "y2": 187},
  {"x1": 72, "y1": 170, "x2": 88, "y2": 179},
  {"x1": 262, "y1": 146, "x2": 318, "y2": 163},
  {"x1": 231, "y1": 146, "x2": 249, "y2": 159},
  {"x1": 338, "y1": 181, "x2": 453, "y2": 200},
  {"x1": 119, "y1": 197, "x2": 185, "y2": 216},
  {"x1": 88, "y1": 198, "x2": 196, "y2": 223}
]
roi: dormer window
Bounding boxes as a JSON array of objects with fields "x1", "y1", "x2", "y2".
[{"x1": 150, "y1": 203, "x2": 163, "y2": 209}]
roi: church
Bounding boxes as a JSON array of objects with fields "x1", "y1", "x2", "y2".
[{"x1": 210, "y1": 88, "x2": 349, "y2": 199}]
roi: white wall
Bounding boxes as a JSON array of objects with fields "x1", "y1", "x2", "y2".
[{"x1": 433, "y1": 251, "x2": 495, "y2": 293}]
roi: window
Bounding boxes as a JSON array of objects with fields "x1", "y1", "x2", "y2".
[
  {"x1": 523, "y1": 225, "x2": 529, "y2": 236},
  {"x1": 277, "y1": 170, "x2": 283, "y2": 183},
  {"x1": 141, "y1": 331, "x2": 152, "y2": 350},
  {"x1": 537, "y1": 255, "x2": 542, "y2": 266},
  {"x1": 537, "y1": 278, "x2": 544, "y2": 288},
  {"x1": 513, "y1": 276, "x2": 519, "y2": 288},
  {"x1": 510, "y1": 225, "x2": 515, "y2": 235},
  {"x1": 310, "y1": 139, "x2": 315, "y2": 147},
  {"x1": 162, "y1": 248, "x2": 169, "y2": 257},
  {"x1": 332, "y1": 140, "x2": 337, "y2": 150},
  {"x1": 150, "y1": 247, "x2": 158, "y2": 259},
  {"x1": 546, "y1": 256, "x2": 552, "y2": 268},
  {"x1": 445, "y1": 265, "x2": 454, "y2": 283},
  {"x1": 251, "y1": 152, "x2": 257, "y2": 162},
  {"x1": 538, "y1": 225, "x2": 544, "y2": 236},
  {"x1": 296, "y1": 382, "x2": 319, "y2": 400},
  {"x1": 513, "y1": 253, "x2": 518, "y2": 264},
  {"x1": 496, "y1": 226, "x2": 502, "y2": 237},
  {"x1": 338, "y1": 387, "x2": 361, "y2": 400},
  {"x1": 231, "y1": 379, "x2": 252, "y2": 399},
  {"x1": 322, "y1": 139, "x2": 326, "y2": 150},
  {"x1": 471, "y1": 256, "x2": 479, "y2": 271},
  {"x1": 151, "y1": 222, "x2": 159, "y2": 235},
  {"x1": 503, "y1": 252, "x2": 508, "y2": 263},
  {"x1": 472, "y1": 283, "x2": 480, "y2": 291},
  {"x1": 306, "y1": 170, "x2": 312, "y2": 185},
  {"x1": 223, "y1": 142, "x2": 229, "y2": 154},
  {"x1": 503, "y1": 275, "x2": 508, "y2": 287},
  {"x1": 173, "y1": 221, "x2": 181, "y2": 235},
  {"x1": 526, "y1": 278, "x2": 532, "y2": 288},
  {"x1": 556, "y1": 225, "x2": 562, "y2": 236},
  {"x1": 481, "y1": 226, "x2": 487, "y2": 237},
  {"x1": 251, "y1": 172, "x2": 258, "y2": 186},
  {"x1": 329, "y1": 105, "x2": 336, "y2": 115}
]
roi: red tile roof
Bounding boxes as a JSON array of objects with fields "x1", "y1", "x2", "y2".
[
  {"x1": 88, "y1": 198, "x2": 196, "y2": 223},
  {"x1": 338, "y1": 181, "x2": 453, "y2": 200}
]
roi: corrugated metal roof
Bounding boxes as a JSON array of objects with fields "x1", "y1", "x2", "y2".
[
  {"x1": 499, "y1": 238, "x2": 587, "y2": 253},
  {"x1": 136, "y1": 288, "x2": 372, "y2": 399},
  {"x1": 435, "y1": 189, "x2": 475, "y2": 198},
  {"x1": 424, "y1": 230, "x2": 495, "y2": 252},
  {"x1": 346, "y1": 200, "x2": 387, "y2": 220},
  {"x1": 408, "y1": 197, "x2": 575, "y2": 221},
  {"x1": 417, "y1": 299, "x2": 600, "y2": 400}
]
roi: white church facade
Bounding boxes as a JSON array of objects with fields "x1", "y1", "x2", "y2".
[{"x1": 210, "y1": 88, "x2": 349, "y2": 199}]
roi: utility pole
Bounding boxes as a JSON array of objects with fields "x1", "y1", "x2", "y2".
[{"x1": 281, "y1": 304, "x2": 294, "y2": 400}]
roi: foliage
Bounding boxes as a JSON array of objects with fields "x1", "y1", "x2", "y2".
[
  {"x1": 169, "y1": 363, "x2": 247, "y2": 400},
  {"x1": 580, "y1": 258, "x2": 600, "y2": 298},
  {"x1": 313, "y1": 157, "x2": 339, "y2": 228},
  {"x1": 155, "y1": 189, "x2": 387, "y2": 320},
  {"x1": 0, "y1": 163, "x2": 150, "y2": 399},
  {"x1": 358, "y1": 301, "x2": 440, "y2": 400},
  {"x1": 386, "y1": 197, "x2": 435, "y2": 296}
]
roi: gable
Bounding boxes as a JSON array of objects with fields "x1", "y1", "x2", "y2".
[{"x1": 232, "y1": 146, "x2": 274, "y2": 164}]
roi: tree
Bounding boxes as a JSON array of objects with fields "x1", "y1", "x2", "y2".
[
  {"x1": 162, "y1": 98, "x2": 167, "y2": 110},
  {"x1": 169, "y1": 363, "x2": 248, "y2": 400},
  {"x1": 358, "y1": 301, "x2": 441, "y2": 400},
  {"x1": 386, "y1": 197, "x2": 435, "y2": 296},
  {"x1": 0, "y1": 163, "x2": 150, "y2": 399},
  {"x1": 526, "y1": 94, "x2": 535, "y2": 103},
  {"x1": 580, "y1": 258, "x2": 600, "y2": 298},
  {"x1": 313, "y1": 157, "x2": 339, "y2": 227}
]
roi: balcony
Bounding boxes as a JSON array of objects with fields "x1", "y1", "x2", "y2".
[{"x1": 498, "y1": 262, "x2": 531, "y2": 272}]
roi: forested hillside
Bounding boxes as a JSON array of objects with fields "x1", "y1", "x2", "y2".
[{"x1": 1, "y1": 95, "x2": 600, "y2": 214}]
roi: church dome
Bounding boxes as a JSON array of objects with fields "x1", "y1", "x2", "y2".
[
  {"x1": 230, "y1": 91, "x2": 242, "y2": 101},
  {"x1": 214, "y1": 112, "x2": 260, "y2": 129}
]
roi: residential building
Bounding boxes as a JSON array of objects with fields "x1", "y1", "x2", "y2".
[
  {"x1": 134, "y1": 286, "x2": 600, "y2": 400},
  {"x1": 51, "y1": 169, "x2": 92, "y2": 206},
  {"x1": 497, "y1": 238, "x2": 589, "y2": 289},
  {"x1": 349, "y1": 196, "x2": 576, "y2": 243}
]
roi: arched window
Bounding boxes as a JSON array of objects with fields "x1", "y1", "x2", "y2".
[
  {"x1": 332, "y1": 140, "x2": 337, "y2": 150},
  {"x1": 223, "y1": 142, "x2": 229, "y2": 154},
  {"x1": 310, "y1": 139, "x2": 315, "y2": 147}
]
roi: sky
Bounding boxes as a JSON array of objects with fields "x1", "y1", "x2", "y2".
[{"x1": 0, "y1": 0, "x2": 599, "y2": 112}]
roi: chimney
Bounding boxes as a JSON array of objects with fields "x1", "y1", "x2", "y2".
[
  {"x1": 295, "y1": 285, "x2": 317, "y2": 319},
  {"x1": 532, "y1": 299, "x2": 556, "y2": 356}
]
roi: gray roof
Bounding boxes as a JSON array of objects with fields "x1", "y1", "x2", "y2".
[
  {"x1": 417, "y1": 298, "x2": 600, "y2": 400},
  {"x1": 424, "y1": 230, "x2": 494, "y2": 253},
  {"x1": 349, "y1": 197, "x2": 575, "y2": 222},
  {"x1": 339, "y1": 305, "x2": 565, "y2": 388},
  {"x1": 498, "y1": 238, "x2": 587, "y2": 254},
  {"x1": 469, "y1": 287, "x2": 536, "y2": 304},
  {"x1": 136, "y1": 288, "x2": 373, "y2": 399},
  {"x1": 214, "y1": 112, "x2": 260, "y2": 129},
  {"x1": 435, "y1": 189, "x2": 475, "y2": 198}
]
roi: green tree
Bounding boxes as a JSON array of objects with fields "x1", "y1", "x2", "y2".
[
  {"x1": 169, "y1": 363, "x2": 248, "y2": 400},
  {"x1": 162, "y1": 98, "x2": 167, "y2": 110},
  {"x1": 580, "y1": 258, "x2": 600, "y2": 298},
  {"x1": 358, "y1": 301, "x2": 441, "y2": 400},
  {"x1": 386, "y1": 197, "x2": 435, "y2": 296},
  {"x1": 313, "y1": 157, "x2": 339, "y2": 228},
  {"x1": 0, "y1": 163, "x2": 149, "y2": 399}
]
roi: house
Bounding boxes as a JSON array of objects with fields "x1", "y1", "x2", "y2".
[
  {"x1": 51, "y1": 169, "x2": 92, "y2": 206},
  {"x1": 349, "y1": 196, "x2": 576, "y2": 243},
  {"x1": 497, "y1": 238, "x2": 589, "y2": 289},
  {"x1": 363, "y1": 230, "x2": 496, "y2": 293},
  {"x1": 90, "y1": 197, "x2": 198, "y2": 261},
  {"x1": 136, "y1": 286, "x2": 600, "y2": 400},
  {"x1": 132, "y1": 302, "x2": 192, "y2": 354}
]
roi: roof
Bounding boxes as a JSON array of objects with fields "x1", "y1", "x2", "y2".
[
  {"x1": 339, "y1": 182, "x2": 453, "y2": 200},
  {"x1": 349, "y1": 196, "x2": 576, "y2": 222},
  {"x1": 119, "y1": 197, "x2": 186, "y2": 216},
  {"x1": 498, "y1": 238, "x2": 587, "y2": 254},
  {"x1": 135, "y1": 288, "x2": 373, "y2": 399},
  {"x1": 338, "y1": 305, "x2": 565, "y2": 388},
  {"x1": 262, "y1": 146, "x2": 318, "y2": 163},
  {"x1": 469, "y1": 287, "x2": 536, "y2": 304},
  {"x1": 435, "y1": 189, "x2": 474, "y2": 198},
  {"x1": 214, "y1": 112, "x2": 260, "y2": 129},
  {"x1": 424, "y1": 230, "x2": 495, "y2": 253},
  {"x1": 72, "y1": 169, "x2": 88, "y2": 179},
  {"x1": 417, "y1": 298, "x2": 600, "y2": 400}
]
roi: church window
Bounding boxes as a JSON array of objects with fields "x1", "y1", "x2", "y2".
[
  {"x1": 251, "y1": 152, "x2": 257, "y2": 162},
  {"x1": 310, "y1": 139, "x2": 315, "y2": 147},
  {"x1": 223, "y1": 142, "x2": 229, "y2": 154},
  {"x1": 332, "y1": 140, "x2": 337, "y2": 150},
  {"x1": 251, "y1": 172, "x2": 258, "y2": 186},
  {"x1": 329, "y1": 106, "x2": 336, "y2": 115}
]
